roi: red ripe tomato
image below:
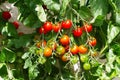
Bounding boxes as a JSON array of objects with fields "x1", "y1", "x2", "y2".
[
  {"x1": 83, "y1": 24, "x2": 92, "y2": 32},
  {"x1": 44, "y1": 47, "x2": 52, "y2": 57},
  {"x1": 79, "y1": 45, "x2": 88, "y2": 54},
  {"x1": 89, "y1": 37, "x2": 97, "y2": 46},
  {"x1": 43, "y1": 22, "x2": 52, "y2": 32},
  {"x1": 73, "y1": 27, "x2": 82, "y2": 37},
  {"x1": 60, "y1": 35, "x2": 70, "y2": 46},
  {"x1": 38, "y1": 27, "x2": 46, "y2": 34},
  {"x1": 70, "y1": 45, "x2": 79, "y2": 55},
  {"x1": 52, "y1": 23, "x2": 61, "y2": 33},
  {"x1": 12, "y1": 21, "x2": 19, "y2": 29},
  {"x1": 2, "y1": 11, "x2": 11, "y2": 20},
  {"x1": 61, "y1": 20, "x2": 72, "y2": 29}
]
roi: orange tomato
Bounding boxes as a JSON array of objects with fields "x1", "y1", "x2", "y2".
[
  {"x1": 70, "y1": 45, "x2": 79, "y2": 55},
  {"x1": 79, "y1": 45, "x2": 88, "y2": 54},
  {"x1": 44, "y1": 47, "x2": 52, "y2": 57},
  {"x1": 60, "y1": 35, "x2": 70, "y2": 46}
]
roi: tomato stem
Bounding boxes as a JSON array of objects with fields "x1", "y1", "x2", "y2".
[{"x1": 100, "y1": 44, "x2": 108, "y2": 55}]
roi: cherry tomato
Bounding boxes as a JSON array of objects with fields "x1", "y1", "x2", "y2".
[
  {"x1": 12, "y1": 21, "x2": 19, "y2": 29},
  {"x1": 56, "y1": 46, "x2": 65, "y2": 55},
  {"x1": 61, "y1": 53, "x2": 70, "y2": 62},
  {"x1": 70, "y1": 45, "x2": 79, "y2": 55},
  {"x1": 83, "y1": 24, "x2": 92, "y2": 32},
  {"x1": 73, "y1": 27, "x2": 82, "y2": 37},
  {"x1": 38, "y1": 27, "x2": 46, "y2": 34},
  {"x1": 47, "y1": 40, "x2": 57, "y2": 50},
  {"x1": 62, "y1": 20, "x2": 72, "y2": 29},
  {"x1": 2, "y1": 11, "x2": 11, "y2": 20},
  {"x1": 89, "y1": 37, "x2": 97, "y2": 46},
  {"x1": 79, "y1": 45, "x2": 88, "y2": 54},
  {"x1": 44, "y1": 47, "x2": 52, "y2": 57},
  {"x1": 36, "y1": 40, "x2": 46, "y2": 48},
  {"x1": 52, "y1": 23, "x2": 61, "y2": 33},
  {"x1": 83, "y1": 63, "x2": 91, "y2": 70},
  {"x1": 60, "y1": 35, "x2": 70, "y2": 46},
  {"x1": 43, "y1": 22, "x2": 52, "y2": 32},
  {"x1": 80, "y1": 55, "x2": 88, "y2": 62}
]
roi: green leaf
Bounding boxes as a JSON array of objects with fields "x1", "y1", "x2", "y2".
[
  {"x1": 114, "y1": 12, "x2": 120, "y2": 26},
  {"x1": 107, "y1": 24, "x2": 120, "y2": 44},
  {"x1": 112, "y1": 43, "x2": 120, "y2": 56},
  {"x1": 44, "y1": 59, "x2": 52, "y2": 75},
  {"x1": 1, "y1": 23, "x2": 17, "y2": 37},
  {"x1": 42, "y1": 0, "x2": 60, "y2": 11},
  {"x1": 23, "y1": 13, "x2": 40, "y2": 27},
  {"x1": 60, "y1": 0, "x2": 71, "y2": 17},
  {"x1": 107, "y1": 49, "x2": 116, "y2": 63},
  {"x1": 35, "y1": 5, "x2": 47, "y2": 22},
  {"x1": 92, "y1": 15, "x2": 104, "y2": 26},
  {"x1": 0, "y1": 64, "x2": 7, "y2": 77},
  {"x1": 24, "y1": 58, "x2": 32, "y2": 69},
  {"x1": 22, "y1": 52, "x2": 30, "y2": 59},
  {"x1": 79, "y1": 6, "x2": 93, "y2": 22},
  {"x1": 0, "y1": 52, "x2": 6, "y2": 63},
  {"x1": 90, "y1": 0, "x2": 108, "y2": 22},
  {"x1": 1, "y1": 48, "x2": 16, "y2": 63},
  {"x1": 12, "y1": 34, "x2": 32, "y2": 48},
  {"x1": 29, "y1": 64, "x2": 39, "y2": 80}
]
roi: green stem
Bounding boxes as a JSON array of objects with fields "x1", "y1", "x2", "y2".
[{"x1": 100, "y1": 44, "x2": 108, "y2": 55}]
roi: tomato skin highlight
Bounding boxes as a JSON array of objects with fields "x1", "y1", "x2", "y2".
[
  {"x1": 79, "y1": 45, "x2": 88, "y2": 54},
  {"x1": 60, "y1": 35, "x2": 70, "y2": 46},
  {"x1": 2, "y1": 11, "x2": 11, "y2": 20},
  {"x1": 12, "y1": 21, "x2": 19, "y2": 29},
  {"x1": 70, "y1": 45, "x2": 79, "y2": 55},
  {"x1": 43, "y1": 22, "x2": 52, "y2": 32},
  {"x1": 38, "y1": 27, "x2": 46, "y2": 34},
  {"x1": 62, "y1": 20, "x2": 72, "y2": 29},
  {"x1": 73, "y1": 28, "x2": 82, "y2": 37},
  {"x1": 44, "y1": 47, "x2": 52, "y2": 57}
]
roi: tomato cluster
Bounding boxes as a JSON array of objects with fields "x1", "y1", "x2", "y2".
[{"x1": 34, "y1": 19, "x2": 97, "y2": 70}]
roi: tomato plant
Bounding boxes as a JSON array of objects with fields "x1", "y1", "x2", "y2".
[{"x1": 0, "y1": 0, "x2": 120, "y2": 80}]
